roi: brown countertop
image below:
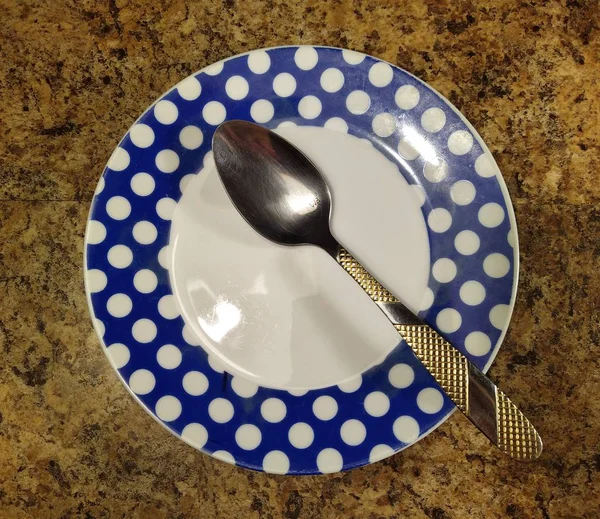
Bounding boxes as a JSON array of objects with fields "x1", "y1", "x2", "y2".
[{"x1": 1, "y1": 1, "x2": 599, "y2": 517}]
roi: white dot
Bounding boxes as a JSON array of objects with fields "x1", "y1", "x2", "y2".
[
  {"x1": 247, "y1": 51, "x2": 271, "y2": 74},
  {"x1": 364, "y1": 391, "x2": 390, "y2": 417},
  {"x1": 130, "y1": 172, "x2": 155, "y2": 196},
  {"x1": 86, "y1": 220, "x2": 106, "y2": 245},
  {"x1": 208, "y1": 398, "x2": 234, "y2": 423},
  {"x1": 132, "y1": 318, "x2": 157, "y2": 343},
  {"x1": 436, "y1": 308, "x2": 462, "y2": 334},
  {"x1": 317, "y1": 448, "x2": 343, "y2": 474},
  {"x1": 393, "y1": 415, "x2": 420, "y2": 443},
  {"x1": 106, "y1": 293, "x2": 132, "y2": 318},
  {"x1": 346, "y1": 90, "x2": 371, "y2": 115},
  {"x1": 395, "y1": 85, "x2": 420, "y2": 110},
  {"x1": 398, "y1": 139, "x2": 420, "y2": 160},
  {"x1": 338, "y1": 375, "x2": 362, "y2": 393},
  {"x1": 225, "y1": 75, "x2": 249, "y2": 100},
  {"x1": 324, "y1": 117, "x2": 348, "y2": 133},
  {"x1": 235, "y1": 424, "x2": 262, "y2": 450},
  {"x1": 483, "y1": 253, "x2": 510, "y2": 278},
  {"x1": 340, "y1": 419, "x2": 366, "y2": 446},
  {"x1": 288, "y1": 422, "x2": 314, "y2": 449},
  {"x1": 432, "y1": 258, "x2": 457, "y2": 283},
  {"x1": 181, "y1": 423, "x2": 208, "y2": 449},
  {"x1": 272, "y1": 72, "x2": 296, "y2": 97},
  {"x1": 460, "y1": 280, "x2": 486, "y2": 306},
  {"x1": 294, "y1": 46, "x2": 318, "y2": 70},
  {"x1": 154, "y1": 100, "x2": 178, "y2": 125},
  {"x1": 177, "y1": 76, "x2": 201, "y2": 101},
  {"x1": 451, "y1": 180, "x2": 476, "y2": 205},
  {"x1": 107, "y1": 147, "x2": 130, "y2": 171},
  {"x1": 202, "y1": 101, "x2": 226, "y2": 125},
  {"x1": 94, "y1": 319, "x2": 105, "y2": 338},
  {"x1": 182, "y1": 371, "x2": 209, "y2": 396},
  {"x1": 448, "y1": 130, "x2": 474, "y2": 155},
  {"x1": 277, "y1": 121, "x2": 297, "y2": 129},
  {"x1": 157, "y1": 344, "x2": 182, "y2": 369},
  {"x1": 231, "y1": 377, "x2": 258, "y2": 398},
  {"x1": 155, "y1": 149, "x2": 180, "y2": 173},
  {"x1": 179, "y1": 173, "x2": 194, "y2": 194},
  {"x1": 212, "y1": 450, "x2": 235, "y2": 465},
  {"x1": 465, "y1": 331, "x2": 492, "y2": 356},
  {"x1": 312, "y1": 395, "x2": 338, "y2": 421},
  {"x1": 107, "y1": 343, "x2": 130, "y2": 369},
  {"x1": 262, "y1": 451, "x2": 289, "y2": 475},
  {"x1": 368, "y1": 62, "x2": 393, "y2": 87},
  {"x1": 158, "y1": 294, "x2": 179, "y2": 319},
  {"x1": 207, "y1": 355, "x2": 225, "y2": 373},
  {"x1": 421, "y1": 107, "x2": 446, "y2": 133},
  {"x1": 106, "y1": 196, "x2": 131, "y2": 220},
  {"x1": 388, "y1": 363, "x2": 415, "y2": 389},
  {"x1": 490, "y1": 305, "x2": 509, "y2": 330},
  {"x1": 130, "y1": 124, "x2": 155, "y2": 148},
  {"x1": 156, "y1": 197, "x2": 177, "y2": 220},
  {"x1": 107, "y1": 245, "x2": 133, "y2": 269},
  {"x1": 129, "y1": 369, "x2": 156, "y2": 395},
  {"x1": 342, "y1": 49, "x2": 365, "y2": 65},
  {"x1": 369, "y1": 444, "x2": 395, "y2": 463},
  {"x1": 95, "y1": 177, "x2": 105, "y2": 195},
  {"x1": 204, "y1": 62, "x2": 224, "y2": 76},
  {"x1": 419, "y1": 287, "x2": 435, "y2": 311},
  {"x1": 287, "y1": 389, "x2": 308, "y2": 397},
  {"x1": 410, "y1": 184, "x2": 426, "y2": 207},
  {"x1": 182, "y1": 324, "x2": 200, "y2": 346},
  {"x1": 423, "y1": 159, "x2": 448, "y2": 183},
  {"x1": 158, "y1": 245, "x2": 171, "y2": 270},
  {"x1": 417, "y1": 387, "x2": 444, "y2": 414},
  {"x1": 261, "y1": 398, "x2": 286, "y2": 423},
  {"x1": 428, "y1": 207, "x2": 452, "y2": 233},
  {"x1": 454, "y1": 230, "x2": 480, "y2": 255},
  {"x1": 87, "y1": 269, "x2": 107, "y2": 293},
  {"x1": 478, "y1": 203, "x2": 505, "y2": 228},
  {"x1": 298, "y1": 95, "x2": 322, "y2": 119},
  {"x1": 250, "y1": 99, "x2": 274, "y2": 123},
  {"x1": 372, "y1": 113, "x2": 396, "y2": 137},
  {"x1": 133, "y1": 269, "x2": 158, "y2": 293},
  {"x1": 320, "y1": 68, "x2": 345, "y2": 93},
  {"x1": 179, "y1": 125, "x2": 203, "y2": 150},
  {"x1": 132, "y1": 221, "x2": 157, "y2": 245},
  {"x1": 508, "y1": 228, "x2": 516, "y2": 248},
  {"x1": 156, "y1": 395, "x2": 181, "y2": 422},
  {"x1": 475, "y1": 153, "x2": 496, "y2": 177}
]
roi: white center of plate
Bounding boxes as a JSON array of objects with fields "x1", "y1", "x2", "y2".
[{"x1": 169, "y1": 126, "x2": 430, "y2": 390}]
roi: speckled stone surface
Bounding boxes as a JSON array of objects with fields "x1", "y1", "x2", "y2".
[{"x1": 1, "y1": 1, "x2": 599, "y2": 517}]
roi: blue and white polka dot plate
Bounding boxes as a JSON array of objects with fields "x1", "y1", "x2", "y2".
[{"x1": 84, "y1": 46, "x2": 518, "y2": 475}]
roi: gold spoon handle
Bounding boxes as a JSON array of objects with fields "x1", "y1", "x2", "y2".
[{"x1": 337, "y1": 247, "x2": 542, "y2": 461}]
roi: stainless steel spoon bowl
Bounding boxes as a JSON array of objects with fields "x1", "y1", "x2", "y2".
[
  {"x1": 213, "y1": 120, "x2": 542, "y2": 461},
  {"x1": 212, "y1": 119, "x2": 338, "y2": 256}
]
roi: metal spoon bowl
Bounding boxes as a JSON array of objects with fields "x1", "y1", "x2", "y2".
[{"x1": 213, "y1": 120, "x2": 338, "y2": 256}]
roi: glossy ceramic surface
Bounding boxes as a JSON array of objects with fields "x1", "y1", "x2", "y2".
[{"x1": 84, "y1": 46, "x2": 518, "y2": 474}]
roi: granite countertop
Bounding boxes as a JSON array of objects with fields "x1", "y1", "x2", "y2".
[{"x1": 1, "y1": 1, "x2": 599, "y2": 517}]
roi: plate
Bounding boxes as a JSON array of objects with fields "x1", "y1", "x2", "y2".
[{"x1": 84, "y1": 46, "x2": 518, "y2": 474}]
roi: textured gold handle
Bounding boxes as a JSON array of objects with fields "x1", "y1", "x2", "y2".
[
  {"x1": 338, "y1": 248, "x2": 399, "y2": 303},
  {"x1": 337, "y1": 247, "x2": 543, "y2": 461},
  {"x1": 394, "y1": 324, "x2": 468, "y2": 412},
  {"x1": 496, "y1": 388, "x2": 543, "y2": 460}
]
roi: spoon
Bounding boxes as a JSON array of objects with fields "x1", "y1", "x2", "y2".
[{"x1": 213, "y1": 120, "x2": 542, "y2": 461}]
